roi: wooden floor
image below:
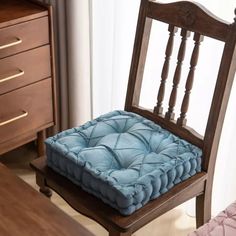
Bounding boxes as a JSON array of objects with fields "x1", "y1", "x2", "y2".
[{"x1": 0, "y1": 143, "x2": 196, "y2": 236}]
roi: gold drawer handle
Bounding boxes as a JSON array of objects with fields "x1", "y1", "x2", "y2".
[
  {"x1": 0, "y1": 38, "x2": 22, "y2": 50},
  {"x1": 0, "y1": 110, "x2": 28, "y2": 127},
  {"x1": 0, "y1": 70, "x2": 24, "y2": 83}
]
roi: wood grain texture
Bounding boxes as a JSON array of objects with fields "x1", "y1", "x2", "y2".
[
  {"x1": 0, "y1": 78, "x2": 53, "y2": 147},
  {"x1": 0, "y1": 45, "x2": 51, "y2": 95},
  {"x1": 147, "y1": 1, "x2": 230, "y2": 41},
  {"x1": 0, "y1": 163, "x2": 95, "y2": 236},
  {"x1": 165, "y1": 28, "x2": 190, "y2": 120},
  {"x1": 154, "y1": 25, "x2": 177, "y2": 115},
  {"x1": 177, "y1": 33, "x2": 204, "y2": 126},
  {"x1": 125, "y1": 0, "x2": 152, "y2": 110},
  {"x1": 0, "y1": 17, "x2": 49, "y2": 59},
  {"x1": 0, "y1": 132, "x2": 36, "y2": 155},
  {"x1": 0, "y1": 0, "x2": 48, "y2": 28},
  {"x1": 48, "y1": 4, "x2": 59, "y2": 133},
  {"x1": 37, "y1": 130, "x2": 46, "y2": 157},
  {"x1": 0, "y1": 0, "x2": 57, "y2": 156}
]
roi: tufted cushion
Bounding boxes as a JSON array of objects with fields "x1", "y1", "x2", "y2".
[
  {"x1": 189, "y1": 201, "x2": 236, "y2": 236},
  {"x1": 46, "y1": 110, "x2": 202, "y2": 215}
]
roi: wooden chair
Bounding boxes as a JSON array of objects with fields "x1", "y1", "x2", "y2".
[{"x1": 31, "y1": 1, "x2": 236, "y2": 235}]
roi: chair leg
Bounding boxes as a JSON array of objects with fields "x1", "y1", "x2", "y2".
[
  {"x1": 36, "y1": 173, "x2": 52, "y2": 198},
  {"x1": 39, "y1": 185, "x2": 53, "y2": 198},
  {"x1": 109, "y1": 229, "x2": 132, "y2": 236},
  {"x1": 196, "y1": 184, "x2": 212, "y2": 228}
]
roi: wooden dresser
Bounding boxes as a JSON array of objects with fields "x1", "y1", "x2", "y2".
[{"x1": 0, "y1": 0, "x2": 57, "y2": 156}]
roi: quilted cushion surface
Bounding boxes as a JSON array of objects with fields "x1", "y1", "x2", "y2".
[
  {"x1": 189, "y1": 201, "x2": 236, "y2": 236},
  {"x1": 46, "y1": 110, "x2": 202, "y2": 215}
]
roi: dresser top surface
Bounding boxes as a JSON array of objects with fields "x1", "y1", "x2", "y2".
[{"x1": 0, "y1": 0, "x2": 48, "y2": 27}]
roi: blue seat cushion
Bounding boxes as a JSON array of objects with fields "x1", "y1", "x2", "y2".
[{"x1": 45, "y1": 110, "x2": 202, "y2": 215}]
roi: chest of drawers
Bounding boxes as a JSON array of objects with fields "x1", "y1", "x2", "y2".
[{"x1": 0, "y1": 0, "x2": 57, "y2": 156}]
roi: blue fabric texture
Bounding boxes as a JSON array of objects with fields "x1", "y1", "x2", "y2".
[{"x1": 46, "y1": 110, "x2": 202, "y2": 215}]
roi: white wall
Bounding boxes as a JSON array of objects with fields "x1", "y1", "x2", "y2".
[{"x1": 91, "y1": 0, "x2": 140, "y2": 118}]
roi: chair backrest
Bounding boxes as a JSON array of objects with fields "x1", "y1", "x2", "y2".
[{"x1": 125, "y1": 0, "x2": 236, "y2": 174}]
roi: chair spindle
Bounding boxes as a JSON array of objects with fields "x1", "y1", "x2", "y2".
[
  {"x1": 177, "y1": 33, "x2": 204, "y2": 126},
  {"x1": 154, "y1": 25, "x2": 177, "y2": 114},
  {"x1": 165, "y1": 29, "x2": 190, "y2": 120}
]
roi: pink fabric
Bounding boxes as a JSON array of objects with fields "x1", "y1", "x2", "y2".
[{"x1": 189, "y1": 201, "x2": 236, "y2": 236}]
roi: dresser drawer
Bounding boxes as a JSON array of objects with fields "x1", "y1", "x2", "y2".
[
  {"x1": 0, "y1": 17, "x2": 49, "y2": 59},
  {"x1": 0, "y1": 45, "x2": 51, "y2": 94},
  {"x1": 0, "y1": 78, "x2": 53, "y2": 144}
]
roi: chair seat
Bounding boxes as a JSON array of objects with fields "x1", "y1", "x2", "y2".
[{"x1": 46, "y1": 110, "x2": 202, "y2": 215}]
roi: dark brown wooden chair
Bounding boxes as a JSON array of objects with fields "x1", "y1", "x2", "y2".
[{"x1": 31, "y1": 1, "x2": 236, "y2": 235}]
